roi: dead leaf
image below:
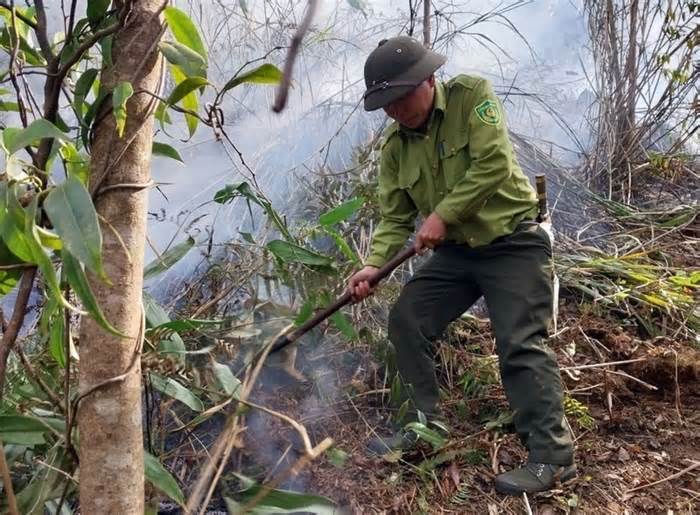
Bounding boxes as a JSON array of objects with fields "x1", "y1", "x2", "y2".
[
  {"x1": 448, "y1": 462, "x2": 461, "y2": 489},
  {"x1": 617, "y1": 446, "x2": 631, "y2": 461}
]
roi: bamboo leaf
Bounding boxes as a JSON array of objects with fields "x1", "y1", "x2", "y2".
[
  {"x1": 143, "y1": 236, "x2": 195, "y2": 280},
  {"x1": 267, "y1": 240, "x2": 332, "y2": 267},
  {"x1": 2, "y1": 118, "x2": 70, "y2": 155},
  {"x1": 143, "y1": 292, "x2": 186, "y2": 358},
  {"x1": 44, "y1": 176, "x2": 106, "y2": 280},
  {"x1": 62, "y1": 250, "x2": 124, "y2": 336},
  {"x1": 329, "y1": 311, "x2": 357, "y2": 339},
  {"x1": 318, "y1": 197, "x2": 364, "y2": 226},
  {"x1": 144, "y1": 451, "x2": 185, "y2": 506},
  {"x1": 404, "y1": 422, "x2": 446, "y2": 449},
  {"x1": 225, "y1": 484, "x2": 337, "y2": 514},
  {"x1": 210, "y1": 359, "x2": 241, "y2": 397},
  {"x1": 48, "y1": 308, "x2": 66, "y2": 367},
  {"x1": 163, "y1": 6, "x2": 208, "y2": 62},
  {"x1": 152, "y1": 141, "x2": 184, "y2": 163},
  {"x1": 149, "y1": 372, "x2": 204, "y2": 411},
  {"x1": 221, "y1": 63, "x2": 282, "y2": 95},
  {"x1": 112, "y1": 81, "x2": 133, "y2": 137}
]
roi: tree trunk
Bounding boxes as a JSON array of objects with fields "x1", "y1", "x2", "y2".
[{"x1": 77, "y1": 1, "x2": 162, "y2": 513}]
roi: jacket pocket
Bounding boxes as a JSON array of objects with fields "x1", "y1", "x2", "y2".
[{"x1": 439, "y1": 130, "x2": 471, "y2": 190}]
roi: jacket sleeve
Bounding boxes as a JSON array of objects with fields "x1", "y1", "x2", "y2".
[
  {"x1": 434, "y1": 79, "x2": 514, "y2": 226},
  {"x1": 365, "y1": 142, "x2": 418, "y2": 267}
]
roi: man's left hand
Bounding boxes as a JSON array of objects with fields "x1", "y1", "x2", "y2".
[{"x1": 415, "y1": 212, "x2": 447, "y2": 254}]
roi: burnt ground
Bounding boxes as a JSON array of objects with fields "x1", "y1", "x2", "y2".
[{"x1": 234, "y1": 303, "x2": 700, "y2": 514}]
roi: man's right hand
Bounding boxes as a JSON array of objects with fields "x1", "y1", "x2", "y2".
[{"x1": 348, "y1": 265, "x2": 379, "y2": 302}]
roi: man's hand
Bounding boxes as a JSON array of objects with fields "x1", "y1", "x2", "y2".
[
  {"x1": 348, "y1": 265, "x2": 379, "y2": 302},
  {"x1": 415, "y1": 212, "x2": 447, "y2": 254}
]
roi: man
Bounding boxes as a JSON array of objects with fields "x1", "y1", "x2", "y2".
[{"x1": 348, "y1": 36, "x2": 576, "y2": 495}]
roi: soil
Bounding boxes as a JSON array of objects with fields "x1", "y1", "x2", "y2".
[{"x1": 235, "y1": 305, "x2": 700, "y2": 514}]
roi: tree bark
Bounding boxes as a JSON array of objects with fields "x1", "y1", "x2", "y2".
[{"x1": 77, "y1": 1, "x2": 162, "y2": 513}]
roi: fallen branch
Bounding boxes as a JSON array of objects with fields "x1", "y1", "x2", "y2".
[
  {"x1": 560, "y1": 357, "x2": 646, "y2": 371},
  {"x1": 0, "y1": 439, "x2": 19, "y2": 515},
  {"x1": 624, "y1": 460, "x2": 700, "y2": 496}
]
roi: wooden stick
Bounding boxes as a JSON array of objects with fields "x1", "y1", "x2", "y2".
[{"x1": 624, "y1": 460, "x2": 700, "y2": 496}]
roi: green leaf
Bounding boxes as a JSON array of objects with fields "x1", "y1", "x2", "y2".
[
  {"x1": 163, "y1": 7, "x2": 208, "y2": 62},
  {"x1": 112, "y1": 81, "x2": 133, "y2": 137},
  {"x1": 0, "y1": 28, "x2": 44, "y2": 66},
  {"x1": 160, "y1": 41, "x2": 207, "y2": 79},
  {"x1": 74, "y1": 68, "x2": 99, "y2": 119},
  {"x1": 62, "y1": 250, "x2": 124, "y2": 336},
  {"x1": 0, "y1": 431, "x2": 45, "y2": 446},
  {"x1": 152, "y1": 142, "x2": 183, "y2": 163},
  {"x1": 324, "y1": 227, "x2": 359, "y2": 264},
  {"x1": 267, "y1": 240, "x2": 332, "y2": 267},
  {"x1": 87, "y1": 0, "x2": 111, "y2": 30},
  {"x1": 329, "y1": 311, "x2": 357, "y2": 339},
  {"x1": 0, "y1": 99, "x2": 19, "y2": 112},
  {"x1": 44, "y1": 176, "x2": 106, "y2": 279},
  {"x1": 214, "y1": 182, "x2": 292, "y2": 241},
  {"x1": 143, "y1": 236, "x2": 194, "y2": 280},
  {"x1": 210, "y1": 360, "x2": 241, "y2": 397},
  {"x1": 214, "y1": 181, "x2": 261, "y2": 205},
  {"x1": 100, "y1": 33, "x2": 113, "y2": 67},
  {"x1": 144, "y1": 451, "x2": 185, "y2": 506},
  {"x1": 326, "y1": 447, "x2": 348, "y2": 469},
  {"x1": 59, "y1": 143, "x2": 90, "y2": 185},
  {"x1": 170, "y1": 65, "x2": 199, "y2": 136},
  {"x1": 48, "y1": 306, "x2": 67, "y2": 367},
  {"x1": 0, "y1": 269, "x2": 20, "y2": 296},
  {"x1": 318, "y1": 197, "x2": 364, "y2": 226},
  {"x1": 24, "y1": 197, "x2": 79, "y2": 312},
  {"x1": 239, "y1": 231, "x2": 255, "y2": 244},
  {"x1": 225, "y1": 481, "x2": 337, "y2": 514},
  {"x1": 0, "y1": 182, "x2": 33, "y2": 262},
  {"x1": 221, "y1": 63, "x2": 282, "y2": 95},
  {"x1": 294, "y1": 298, "x2": 315, "y2": 326},
  {"x1": 165, "y1": 76, "x2": 209, "y2": 106},
  {"x1": 143, "y1": 292, "x2": 186, "y2": 358},
  {"x1": 2, "y1": 118, "x2": 70, "y2": 155},
  {"x1": 404, "y1": 422, "x2": 446, "y2": 449},
  {"x1": 149, "y1": 372, "x2": 204, "y2": 411}
]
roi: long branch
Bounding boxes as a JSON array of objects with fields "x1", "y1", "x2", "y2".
[
  {"x1": 33, "y1": 0, "x2": 55, "y2": 61},
  {"x1": 0, "y1": 268, "x2": 37, "y2": 400}
]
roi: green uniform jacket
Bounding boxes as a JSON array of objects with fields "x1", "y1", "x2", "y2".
[{"x1": 365, "y1": 75, "x2": 539, "y2": 267}]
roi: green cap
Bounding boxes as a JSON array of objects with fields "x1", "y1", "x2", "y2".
[{"x1": 363, "y1": 36, "x2": 446, "y2": 112}]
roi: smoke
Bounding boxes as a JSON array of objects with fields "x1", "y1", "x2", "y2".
[{"x1": 146, "y1": 0, "x2": 592, "y2": 295}]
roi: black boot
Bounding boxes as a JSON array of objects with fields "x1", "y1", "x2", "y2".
[
  {"x1": 366, "y1": 429, "x2": 419, "y2": 456},
  {"x1": 495, "y1": 462, "x2": 577, "y2": 495}
]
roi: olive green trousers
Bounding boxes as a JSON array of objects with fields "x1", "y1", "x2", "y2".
[{"x1": 388, "y1": 222, "x2": 574, "y2": 465}]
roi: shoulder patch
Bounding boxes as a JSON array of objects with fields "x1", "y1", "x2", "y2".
[{"x1": 474, "y1": 99, "x2": 501, "y2": 126}]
